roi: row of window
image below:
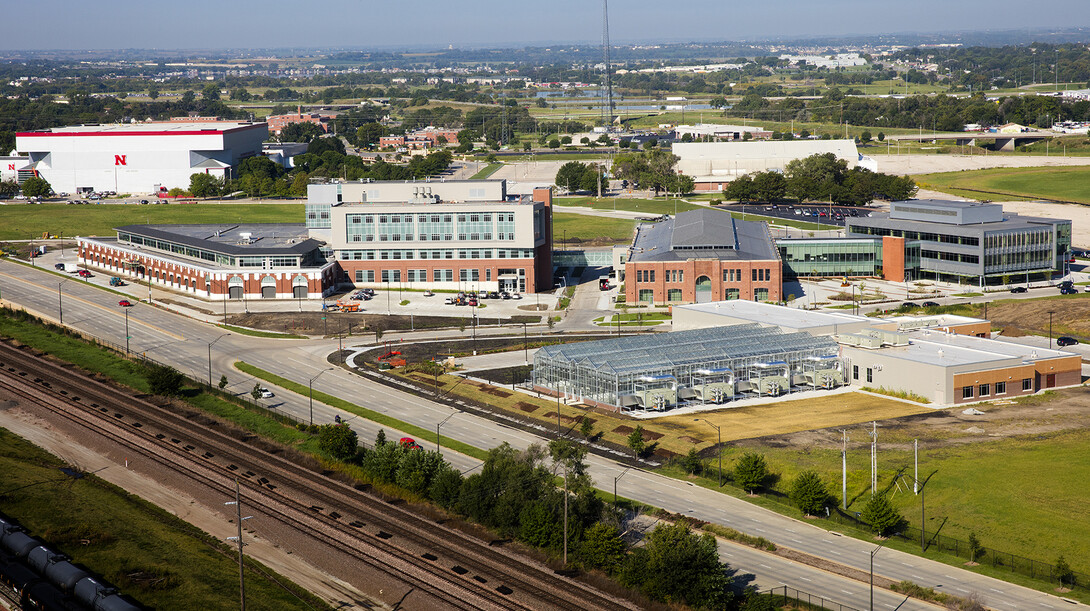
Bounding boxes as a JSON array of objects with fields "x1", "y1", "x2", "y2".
[
  {"x1": 852, "y1": 226, "x2": 981, "y2": 246},
  {"x1": 635, "y1": 268, "x2": 774, "y2": 283},
  {"x1": 338, "y1": 248, "x2": 533, "y2": 261},
  {"x1": 636, "y1": 287, "x2": 768, "y2": 302},
  {"x1": 962, "y1": 379, "x2": 1030, "y2": 399},
  {"x1": 355, "y1": 268, "x2": 506, "y2": 283},
  {"x1": 921, "y1": 250, "x2": 980, "y2": 264},
  {"x1": 348, "y1": 232, "x2": 520, "y2": 242}
]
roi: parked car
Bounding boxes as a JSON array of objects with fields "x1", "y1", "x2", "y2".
[
  {"x1": 488, "y1": 291, "x2": 500, "y2": 300},
  {"x1": 478, "y1": 290, "x2": 489, "y2": 299},
  {"x1": 467, "y1": 298, "x2": 479, "y2": 306},
  {"x1": 423, "y1": 290, "x2": 434, "y2": 297},
  {"x1": 118, "y1": 300, "x2": 133, "y2": 307},
  {"x1": 1057, "y1": 336, "x2": 1079, "y2": 347},
  {"x1": 1010, "y1": 286, "x2": 1028, "y2": 293},
  {"x1": 444, "y1": 297, "x2": 455, "y2": 305},
  {"x1": 54, "y1": 263, "x2": 66, "y2": 271},
  {"x1": 76, "y1": 269, "x2": 92, "y2": 278},
  {"x1": 921, "y1": 301, "x2": 940, "y2": 308},
  {"x1": 511, "y1": 293, "x2": 522, "y2": 300},
  {"x1": 500, "y1": 291, "x2": 511, "y2": 300}
]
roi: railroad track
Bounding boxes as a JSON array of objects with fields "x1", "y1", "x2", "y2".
[{"x1": 0, "y1": 341, "x2": 636, "y2": 611}]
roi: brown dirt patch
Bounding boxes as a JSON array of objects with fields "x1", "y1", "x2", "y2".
[
  {"x1": 678, "y1": 435, "x2": 702, "y2": 444},
  {"x1": 545, "y1": 412, "x2": 582, "y2": 424},
  {"x1": 613, "y1": 425, "x2": 634, "y2": 435},
  {"x1": 986, "y1": 294, "x2": 1090, "y2": 340},
  {"x1": 738, "y1": 386, "x2": 1090, "y2": 453},
  {"x1": 515, "y1": 402, "x2": 539, "y2": 413},
  {"x1": 228, "y1": 311, "x2": 540, "y2": 336}
]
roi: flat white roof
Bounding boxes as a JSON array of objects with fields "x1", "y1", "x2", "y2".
[
  {"x1": 863, "y1": 329, "x2": 1076, "y2": 368},
  {"x1": 882, "y1": 314, "x2": 986, "y2": 328},
  {"x1": 17, "y1": 121, "x2": 265, "y2": 137},
  {"x1": 676, "y1": 301, "x2": 870, "y2": 330}
]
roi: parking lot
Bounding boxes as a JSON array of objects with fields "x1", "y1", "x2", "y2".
[{"x1": 713, "y1": 202, "x2": 876, "y2": 227}]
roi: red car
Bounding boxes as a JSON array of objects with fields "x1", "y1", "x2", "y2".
[
  {"x1": 399, "y1": 437, "x2": 422, "y2": 450},
  {"x1": 76, "y1": 269, "x2": 92, "y2": 278},
  {"x1": 118, "y1": 300, "x2": 133, "y2": 307}
]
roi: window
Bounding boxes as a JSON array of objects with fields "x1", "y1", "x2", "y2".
[
  {"x1": 667, "y1": 288, "x2": 683, "y2": 301},
  {"x1": 752, "y1": 268, "x2": 758, "y2": 281},
  {"x1": 1022, "y1": 378, "x2": 1033, "y2": 391},
  {"x1": 995, "y1": 381, "x2": 1006, "y2": 395},
  {"x1": 724, "y1": 288, "x2": 739, "y2": 300},
  {"x1": 852, "y1": 365, "x2": 859, "y2": 380},
  {"x1": 355, "y1": 270, "x2": 364, "y2": 282},
  {"x1": 866, "y1": 368, "x2": 873, "y2": 383},
  {"x1": 978, "y1": 383, "x2": 990, "y2": 396},
  {"x1": 962, "y1": 386, "x2": 974, "y2": 399},
  {"x1": 638, "y1": 289, "x2": 654, "y2": 303}
]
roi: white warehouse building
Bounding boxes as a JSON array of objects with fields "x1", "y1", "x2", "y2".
[{"x1": 14, "y1": 121, "x2": 268, "y2": 195}]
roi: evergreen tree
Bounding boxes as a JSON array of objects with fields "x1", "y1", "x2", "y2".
[
  {"x1": 790, "y1": 470, "x2": 830, "y2": 516},
  {"x1": 861, "y1": 493, "x2": 903, "y2": 537},
  {"x1": 734, "y1": 452, "x2": 769, "y2": 493}
]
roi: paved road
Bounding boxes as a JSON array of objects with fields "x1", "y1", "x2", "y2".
[{"x1": 0, "y1": 259, "x2": 1082, "y2": 610}]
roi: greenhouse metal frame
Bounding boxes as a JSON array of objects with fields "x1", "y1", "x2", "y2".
[{"x1": 533, "y1": 324, "x2": 844, "y2": 412}]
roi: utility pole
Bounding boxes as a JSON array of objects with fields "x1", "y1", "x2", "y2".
[
  {"x1": 563, "y1": 465, "x2": 569, "y2": 566},
  {"x1": 224, "y1": 479, "x2": 251, "y2": 611}
]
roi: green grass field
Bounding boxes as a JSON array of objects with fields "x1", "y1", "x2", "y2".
[
  {"x1": 917, "y1": 166, "x2": 1090, "y2": 204},
  {"x1": 469, "y1": 162, "x2": 503, "y2": 179},
  {"x1": 709, "y1": 428, "x2": 1090, "y2": 576},
  {"x1": 0, "y1": 430, "x2": 326, "y2": 611},
  {"x1": 0, "y1": 203, "x2": 302, "y2": 241},
  {"x1": 553, "y1": 212, "x2": 636, "y2": 244},
  {"x1": 555, "y1": 196, "x2": 703, "y2": 215}
]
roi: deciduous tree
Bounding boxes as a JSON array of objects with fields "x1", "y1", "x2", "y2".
[{"x1": 318, "y1": 423, "x2": 358, "y2": 461}]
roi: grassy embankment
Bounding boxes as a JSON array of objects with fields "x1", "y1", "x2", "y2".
[
  {"x1": 0, "y1": 202, "x2": 302, "y2": 241},
  {"x1": 0, "y1": 311, "x2": 328, "y2": 610},
  {"x1": 917, "y1": 165, "x2": 1090, "y2": 204}
]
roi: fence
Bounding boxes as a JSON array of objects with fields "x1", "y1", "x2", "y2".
[{"x1": 762, "y1": 586, "x2": 860, "y2": 611}]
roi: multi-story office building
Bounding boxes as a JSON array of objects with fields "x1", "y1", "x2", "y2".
[
  {"x1": 845, "y1": 199, "x2": 1071, "y2": 285},
  {"x1": 307, "y1": 179, "x2": 553, "y2": 294}
]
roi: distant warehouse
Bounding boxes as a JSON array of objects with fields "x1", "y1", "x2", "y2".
[
  {"x1": 14, "y1": 121, "x2": 268, "y2": 195},
  {"x1": 673, "y1": 140, "x2": 877, "y2": 192}
]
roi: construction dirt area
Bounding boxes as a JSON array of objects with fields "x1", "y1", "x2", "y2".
[
  {"x1": 740, "y1": 385, "x2": 1090, "y2": 454},
  {"x1": 227, "y1": 310, "x2": 544, "y2": 337}
]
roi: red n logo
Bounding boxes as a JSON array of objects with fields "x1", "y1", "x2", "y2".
[
  {"x1": 6, "y1": 164, "x2": 13, "y2": 171},
  {"x1": 114, "y1": 155, "x2": 127, "y2": 166}
]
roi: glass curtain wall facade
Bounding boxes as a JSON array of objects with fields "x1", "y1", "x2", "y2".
[{"x1": 777, "y1": 238, "x2": 882, "y2": 278}]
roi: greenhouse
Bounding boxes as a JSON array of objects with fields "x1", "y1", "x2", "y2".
[{"x1": 532, "y1": 324, "x2": 845, "y2": 412}]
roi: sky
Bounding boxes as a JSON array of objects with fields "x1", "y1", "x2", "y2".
[{"x1": 5, "y1": 0, "x2": 1090, "y2": 51}]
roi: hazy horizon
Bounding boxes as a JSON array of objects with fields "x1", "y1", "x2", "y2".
[{"x1": 4, "y1": 0, "x2": 1090, "y2": 52}]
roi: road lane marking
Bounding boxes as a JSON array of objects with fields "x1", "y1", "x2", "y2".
[{"x1": 0, "y1": 270, "x2": 185, "y2": 340}]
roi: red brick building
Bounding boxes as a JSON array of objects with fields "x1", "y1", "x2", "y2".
[
  {"x1": 266, "y1": 107, "x2": 332, "y2": 135},
  {"x1": 77, "y1": 224, "x2": 337, "y2": 300},
  {"x1": 624, "y1": 209, "x2": 782, "y2": 304}
]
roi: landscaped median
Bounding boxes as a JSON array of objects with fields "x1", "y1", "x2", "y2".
[{"x1": 234, "y1": 360, "x2": 489, "y2": 461}]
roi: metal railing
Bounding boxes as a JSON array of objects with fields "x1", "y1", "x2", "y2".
[{"x1": 762, "y1": 586, "x2": 861, "y2": 611}]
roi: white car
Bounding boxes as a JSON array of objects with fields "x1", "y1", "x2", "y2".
[{"x1": 259, "y1": 388, "x2": 274, "y2": 398}]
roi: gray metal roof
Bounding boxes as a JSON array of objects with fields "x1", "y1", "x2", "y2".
[
  {"x1": 629, "y1": 208, "x2": 778, "y2": 263},
  {"x1": 115, "y1": 224, "x2": 322, "y2": 256},
  {"x1": 535, "y1": 324, "x2": 837, "y2": 375}
]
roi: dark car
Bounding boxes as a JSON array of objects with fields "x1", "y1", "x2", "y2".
[
  {"x1": 1010, "y1": 286, "x2": 1028, "y2": 293},
  {"x1": 921, "y1": 301, "x2": 940, "y2": 307},
  {"x1": 1060, "y1": 288, "x2": 1079, "y2": 295},
  {"x1": 901, "y1": 301, "x2": 920, "y2": 309},
  {"x1": 488, "y1": 291, "x2": 500, "y2": 299},
  {"x1": 1057, "y1": 336, "x2": 1079, "y2": 347},
  {"x1": 54, "y1": 263, "x2": 66, "y2": 271}
]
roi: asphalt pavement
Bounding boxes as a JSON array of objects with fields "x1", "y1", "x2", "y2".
[{"x1": 0, "y1": 258, "x2": 1083, "y2": 610}]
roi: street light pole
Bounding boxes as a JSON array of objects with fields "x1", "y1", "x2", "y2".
[
  {"x1": 696, "y1": 419, "x2": 722, "y2": 487},
  {"x1": 436, "y1": 411, "x2": 460, "y2": 454},
  {"x1": 870, "y1": 539, "x2": 891, "y2": 611},
  {"x1": 613, "y1": 466, "x2": 633, "y2": 506},
  {"x1": 208, "y1": 334, "x2": 229, "y2": 388},
  {"x1": 308, "y1": 368, "x2": 334, "y2": 425},
  {"x1": 1048, "y1": 310, "x2": 1055, "y2": 349}
]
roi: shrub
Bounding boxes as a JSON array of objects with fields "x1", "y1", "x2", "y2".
[
  {"x1": 733, "y1": 452, "x2": 768, "y2": 493},
  {"x1": 790, "y1": 470, "x2": 830, "y2": 515},
  {"x1": 861, "y1": 493, "x2": 904, "y2": 536}
]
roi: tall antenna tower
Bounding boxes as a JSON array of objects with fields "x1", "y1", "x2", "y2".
[{"x1": 600, "y1": 0, "x2": 615, "y2": 129}]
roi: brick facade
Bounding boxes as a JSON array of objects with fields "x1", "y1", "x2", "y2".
[
  {"x1": 77, "y1": 239, "x2": 337, "y2": 300},
  {"x1": 624, "y1": 258, "x2": 782, "y2": 304}
]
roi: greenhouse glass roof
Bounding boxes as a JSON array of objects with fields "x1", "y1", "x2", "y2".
[{"x1": 535, "y1": 324, "x2": 837, "y2": 375}]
